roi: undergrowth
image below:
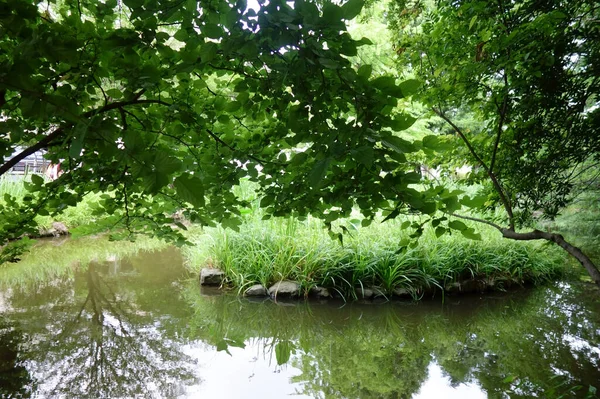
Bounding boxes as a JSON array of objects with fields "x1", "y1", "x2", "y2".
[{"x1": 184, "y1": 213, "x2": 566, "y2": 299}]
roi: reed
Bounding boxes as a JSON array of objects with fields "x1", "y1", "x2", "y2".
[{"x1": 184, "y1": 211, "x2": 566, "y2": 299}]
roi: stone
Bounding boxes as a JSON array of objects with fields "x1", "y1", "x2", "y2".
[
  {"x1": 51, "y1": 222, "x2": 69, "y2": 236},
  {"x1": 200, "y1": 268, "x2": 225, "y2": 286},
  {"x1": 444, "y1": 282, "x2": 462, "y2": 293},
  {"x1": 393, "y1": 287, "x2": 412, "y2": 298},
  {"x1": 268, "y1": 280, "x2": 300, "y2": 298},
  {"x1": 244, "y1": 284, "x2": 267, "y2": 297},
  {"x1": 38, "y1": 221, "x2": 69, "y2": 237},
  {"x1": 309, "y1": 286, "x2": 331, "y2": 298},
  {"x1": 459, "y1": 279, "x2": 486, "y2": 293},
  {"x1": 357, "y1": 287, "x2": 374, "y2": 299}
]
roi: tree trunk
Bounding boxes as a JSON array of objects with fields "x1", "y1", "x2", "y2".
[{"x1": 501, "y1": 228, "x2": 600, "y2": 288}]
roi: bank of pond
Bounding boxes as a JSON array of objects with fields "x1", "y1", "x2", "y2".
[{"x1": 0, "y1": 237, "x2": 598, "y2": 398}]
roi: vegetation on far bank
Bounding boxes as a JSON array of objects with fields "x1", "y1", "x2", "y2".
[
  {"x1": 2, "y1": 175, "x2": 595, "y2": 300},
  {"x1": 0, "y1": 234, "x2": 168, "y2": 288},
  {"x1": 183, "y1": 190, "x2": 567, "y2": 299}
]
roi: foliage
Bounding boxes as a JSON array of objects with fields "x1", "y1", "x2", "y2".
[
  {"x1": 184, "y1": 211, "x2": 565, "y2": 298},
  {"x1": 0, "y1": 0, "x2": 435, "y2": 257},
  {"x1": 387, "y1": 0, "x2": 600, "y2": 283}
]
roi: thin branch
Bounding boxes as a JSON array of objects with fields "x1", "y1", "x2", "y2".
[
  {"x1": 1, "y1": 98, "x2": 171, "y2": 177},
  {"x1": 92, "y1": 76, "x2": 109, "y2": 107},
  {"x1": 447, "y1": 212, "x2": 504, "y2": 232},
  {"x1": 490, "y1": 74, "x2": 509, "y2": 173},
  {"x1": 123, "y1": 109, "x2": 146, "y2": 129},
  {"x1": 432, "y1": 107, "x2": 515, "y2": 230},
  {"x1": 208, "y1": 63, "x2": 263, "y2": 80}
]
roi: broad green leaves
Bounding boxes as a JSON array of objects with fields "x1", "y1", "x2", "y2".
[
  {"x1": 174, "y1": 174, "x2": 205, "y2": 208},
  {"x1": 341, "y1": 0, "x2": 365, "y2": 20},
  {"x1": 0, "y1": 0, "x2": 469, "y2": 256}
]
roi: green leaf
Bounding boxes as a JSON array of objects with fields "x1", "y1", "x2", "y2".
[
  {"x1": 200, "y1": 42, "x2": 218, "y2": 63},
  {"x1": 123, "y1": 0, "x2": 144, "y2": 8},
  {"x1": 461, "y1": 229, "x2": 482, "y2": 240},
  {"x1": 216, "y1": 340, "x2": 231, "y2": 355},
  {"x1": 155, "y1": 153, "x2": 182, "y2": 174},
  {"x1": 371, "y1": 76, "x2": 396, "y2": 91},
  {"x1": 502, "y1": 375, "x2": 517, "y2": 384},
  {"x1": 318, "y1": 58, "x2": 339, "y2": 69},
  {"x1": 341, "y1": 0, "x2": 364, "y2": 20},
  {"x1": 382, "y1": 209, "x2": 399, "y2": 222},
  {"x1": 398, "y1": 79, "x2": 421, "y2": 97},
  {"x1": 352, "y1": 146, "x2": 374, "y2": 167},
  {"x1": 105, "y1": 88, "x2": 123, "y2": 98},
  {"x1": 389, "y1": 114, "x2": 417, "y2": 131},
  {"x1": 260, "y1": 194, "x2": 275, "y2": 207},
  {"x1": 357, "y1": 64, "x2": 372, "y2": 80},
  {"x1": 382, "y1": 136, "x2": 415, "y2": 153},
  {"x1": 174, "y1": 29, "x2": 188, "y2": 41},
  {"x1": 322, "y1": 2, "x2": 344, "y2": 25},
  {"x1": 69, "y1": 122, "x2": 88, "y2": 159},
  {"x1": 461, "y1": 194, "x2": 488, "y2": 208},
  {"x1": 174, "y1": 174, "x2": 205, "y2": 208},
  {"x1": 469, "y1": 15, "x2": 477, "y2": 30},
  {"x1": 355, "y1": 37, "x2": 373, "y2": 46},
  {"x1": 442, "y1": 196, "x2": 461, "y2": 212},
  {"x1": 203, "y1": 23, "x2": 222, "y2": 39},
  {"x1": 448, "y1": 220, "x2": 468, "y2": 231},
  {"x1": 225, "y1": 101, "x2": 242, "y2": 112},
  {"x1": 308, "y1": 158, "x2": 330, "y2": 188},
  {"x1": 435, "y1": 226, "x2": 446, "y2": 238},
  {"x1": 30, "y1": 174, "x2": 44, "y2": 187}
]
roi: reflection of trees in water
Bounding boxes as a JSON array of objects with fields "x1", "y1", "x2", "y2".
[
  {"x1": 431, "y1": 285, "x2": 600, "y2": 398},
  {"x1": 0, "y1": 318, "x2": 34, "y2": 398},
  {"x1": 184, "y1": 285, "x2": 600, "y2": 399},
  {"x1": 15, "y1": 261, "x2": 199, "y2": 398}
]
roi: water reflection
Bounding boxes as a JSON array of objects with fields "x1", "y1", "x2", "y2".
[
  {"x1": 1, "y1": 245, "x2": 599, "y2": 398},
  {"x1": 3, "y1": 247, "x2": 199, "y2": 398}
]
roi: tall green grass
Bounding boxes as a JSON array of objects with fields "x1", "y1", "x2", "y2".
[
  {"x1": 0, "y1": 174, "x2": 105, "y2": 234},
  {"x1": 184, "y1": 210, "x2": 566, "y2": 299}
]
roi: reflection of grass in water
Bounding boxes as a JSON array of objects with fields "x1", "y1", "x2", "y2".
[
  {"x1": 184, "y1": 214, "x2": 566, "y2": 298},
  {"x1": 0, "y1": 235, "x2": 168, "y2": 288},
  {"x1": 182, "y1": 283, "x2": 600, "y2": 399}
]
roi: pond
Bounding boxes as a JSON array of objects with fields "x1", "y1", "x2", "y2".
[{"x1": 1, "y1": 243, "x2": 599, "y2": 398}]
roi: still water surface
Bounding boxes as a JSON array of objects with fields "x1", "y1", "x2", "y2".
[{"x1": 1, "y1": 244, "x2": 599, "y2": 398}]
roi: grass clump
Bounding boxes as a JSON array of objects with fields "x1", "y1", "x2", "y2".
[
  {"x1": 0, "y1": 174, "x2": 106, "y2": 234},
  {"x1": 184, "y1": 214, "x2": 566, "y2": 299}
]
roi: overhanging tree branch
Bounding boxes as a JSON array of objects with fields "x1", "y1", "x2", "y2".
[{"x1": 0, "y1": 98, "x2": 171, "y2": 177}]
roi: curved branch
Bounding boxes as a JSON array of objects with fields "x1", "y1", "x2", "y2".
[
  {"x1": 0, "y1": 98, "x2": 171, "y2": 177},
  {"x1": 448, "y1": 212, "x2": 504, "y2": 231},
  {"x1": 432, "y1": 107, "x2": 515, "y2": 230},
  {"x1": 500, "y1": 228, "x2": 600, "y2": 288}
]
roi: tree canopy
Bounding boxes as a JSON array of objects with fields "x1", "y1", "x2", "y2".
[
  {"x1": 1, "y1": 0, "x2": 599, "y2": 285},
  {"x1": 388, "y1": 0, "x2": 600, "y2": 285},
  {"x1": 0, "y1": 0, "x2": 428, "y2": 243}
]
